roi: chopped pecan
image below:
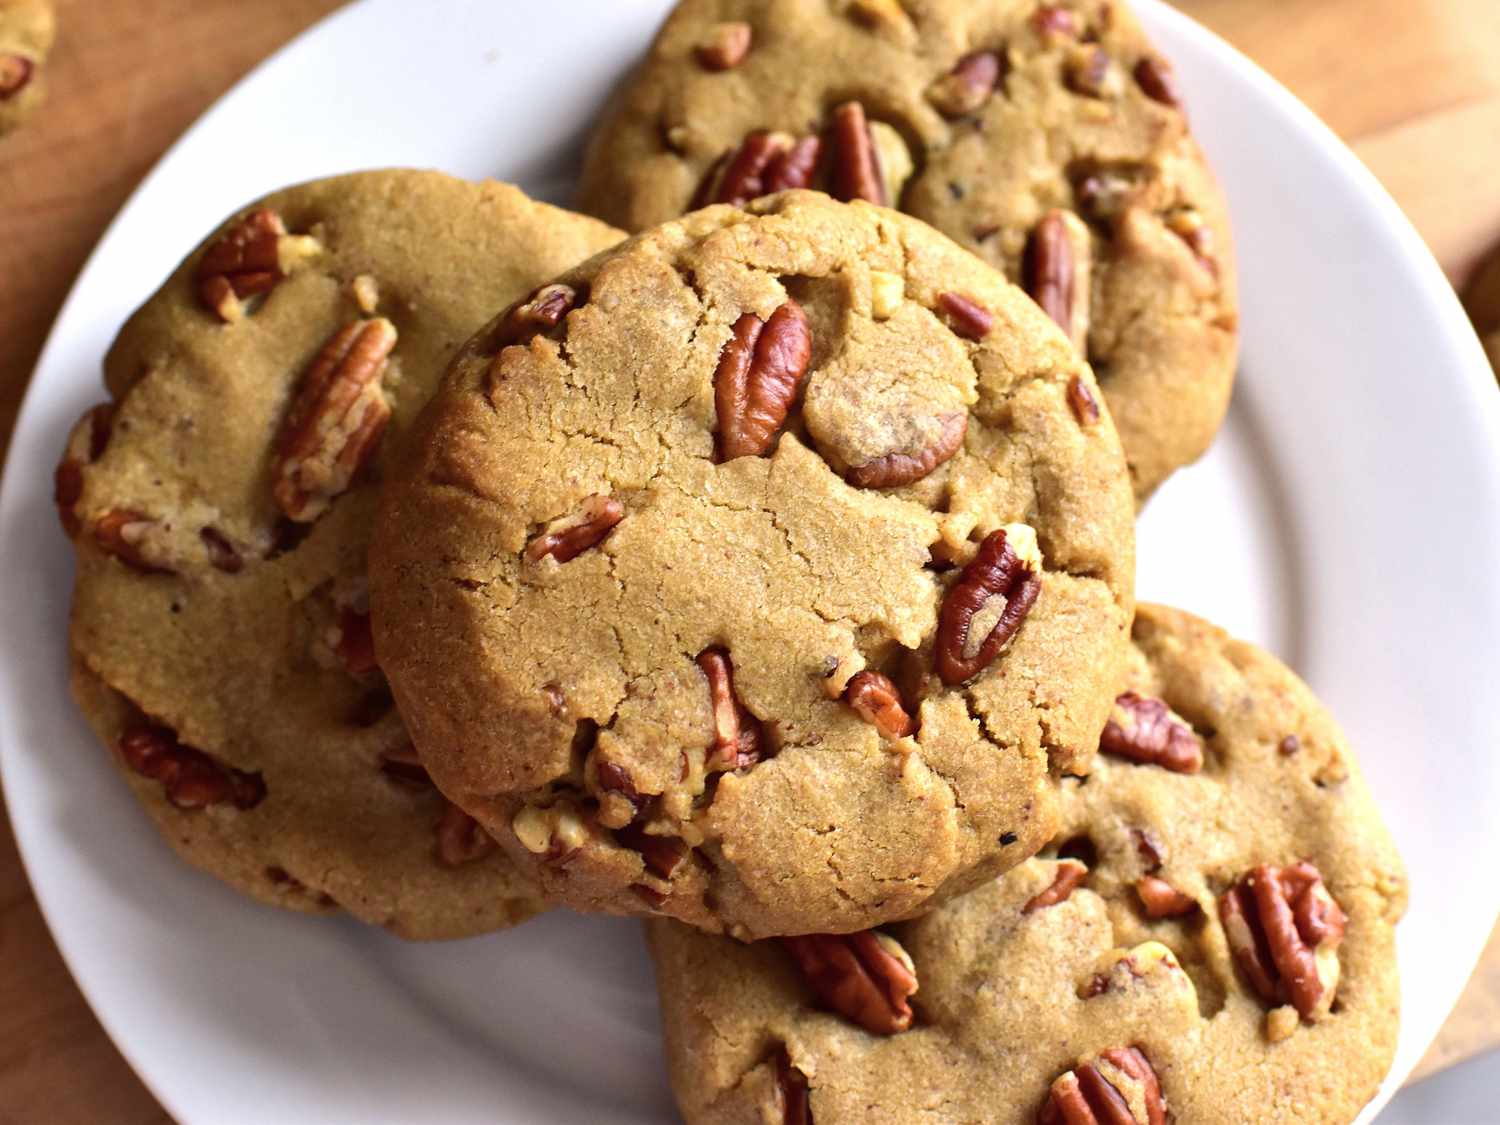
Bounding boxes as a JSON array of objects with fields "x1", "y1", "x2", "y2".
[
  {"x1": 524, "y1": 495, "x2": 624, "y2": 563},
  {"x1": 615, "y1": 822, "x2": 688, "y2": 879},
  {"x1": 1033, "y1": 5, "x2": 1080, "y2": 38},
  {"x1": 1040, "y1": 1047, "x2": 1167, "y2": 1125},
  {"x1": 333, "y1": 607, "x2": 378, "y2": 677},
  {"x1": 936, "y1": 291, "x2": 994, "y2": 341},
  {"x1": 697, "y1": 648, "x2": 764, "y2": 771},
  {"x1": 1165, "y1": 208, "x2": 1218, "y2": 276},
  {"x1": 846, "y1": 412, "x2": 967, "y2": 490},
  {"x1": 1134, "y1": 56, "x2": 1181, "y2": 108},
  {"x1": 93, "y1": 510, "x2": 173, "y2": 574},
  {"x1": 1219, "y1": 861, "x2": 1347, "y2": 1020},
  {"x1": 379, "y1": 743, "x2": 432, "y2": 788},
  {"x1": 782, "y1": 930, "x2": 917, "y2": 1035},
  {"x1": 692, "y1": 131, "x2": 822, "y2": 209},
  {"x1": 774, "y1": 1046, "x2": 813, "y2": 1125},
  {"x1": 1278, "y1": 734, "x2": 1301, "y2": 756},
  {"x1": 54, "y1": 403, "x2": 116, "y2": 538},
  {"x1": 928, "y1": 50, "x2": 1004, "y2": 117},
  {"x1": 596, "y1": 760, "x2": 649, "y2": 819},
  {"x1": 1084, "y1": 941, "x2": 1187, "y2": 999},
  {"x1": 118, "y1": 723, "x2": 264, "y2": 810},
  {"x1": 1131, "y1": 827, "x2": 1164, "y2": 871},
  {"x1": 1024, "y1": 210, "x2": 1092, "y2": 351},
  {"x1": 1099, "y1": 692, "x2": 1203, "y2": 773},
  {"x1": 934, "y1": 525, "x2": 1042, "y2": 685},
  {"x1": 1136, "y1": 875, "x2": 1198, "y2": 919},
  {"x1": 1067, "y1": 375, "x2": 1100, "y2": 426},
  {"x1": 435, "y1": 801, "x2": 495, "y2": 866},
  {"x1": 1064, "y1": 45, "x2": 1121, "y2": 99},
  {"x1": 631, "y1": 883, "x2": 669, "y2": 908},
  {"x1": 195, "y1": 209, "x2": 318, "y2": 322},
  {"x1": 713, "y1": 299, "x2": 812, "y2": 460},
  {"x1": 512, "y1": 802, "x2": 590, "y2": 863},
  {"x1": 842, "y1": 671, "x2": 915, "y2": 739},
  {"x1": 696, "y1": 21, "x2": 752, "y2": 70},
  {"x1": 0, "y1": 54, "x2": 34, "y2": 99},
  {"x1": 488, "y1": 283, "x2": 580, "y2": 352},
  {"x1": 199, "y1": 527, "x2": 244, "y2": 574},
  {"x1": 272, "y1": 318, "x2": 395, "y2": 523},
  {"x1": 1072, "y1": 164, "x2": 1148, "y2": 222},
  {"x1": 1024, "y1": 859, "x2": 1088, "y2": 913}
]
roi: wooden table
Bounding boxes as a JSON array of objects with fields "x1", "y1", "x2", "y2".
[{"x1": 1, "y1": 1, "x2": 1496, "y2": 1119}]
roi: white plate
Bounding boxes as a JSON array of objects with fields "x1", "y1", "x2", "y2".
[{"x1": 2, "y1": 2, "x2": 1497, "y2": 1122}]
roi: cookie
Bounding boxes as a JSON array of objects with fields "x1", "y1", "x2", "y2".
[
  {"x1": 370, "y1": 189, "x2": 1136, "y2": 939},
  {"x1": 0, "y1": 0, "x2": 54, "y2": 136},
  {"x1": 59, "y1": 170, "x2": 623, "y2": 939},
  {"x1": 647, "y1": 604, "x2": 1407, "y2": 1123},
  {"x1": 1463, "y1": 245, "x2": 1500, "y2": 374},
  {"x1": 576, "y1": 0, "x2": 1238, "y2": 500}
]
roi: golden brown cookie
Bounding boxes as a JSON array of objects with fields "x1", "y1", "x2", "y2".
[
  {"x1": 59, "y1": 170, "x2": 623, "y2": 939},
  {"x1": 371, "y1": 190, "x2": 1136, "y2": 938},
  {"x1": 577, "y1": 0, "x2": 1238, "y2": 500},
  {"x1": 0, "y1": 0, "x2": 53, "y2": 136},
  {"x1": 647, "y1": 604, "x2": 1407, "y2": 1122}
]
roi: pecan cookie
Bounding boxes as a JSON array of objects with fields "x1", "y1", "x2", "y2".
[
  {"x1": 0, "y1": 0, "x2": 53, "y2": 136},
  {"x1": 1464, "y1": 244, "x2": 1500, "y2": 374},
  {"x1": 60, "y1": 171, "x2": 622, "y2": 939},
  {"x1": 370, "y1": 190, "x2": 1136, "y2": 938},
  {"x1": 647, "y1": 604, "x2": 1407, "y2": 1123},
  {"x1": 576, "y1": 0, "x2": 1238, "y2": 500}
]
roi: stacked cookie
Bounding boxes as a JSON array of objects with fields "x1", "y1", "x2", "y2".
[{"x1": 54, "y1": 1, "x2": 1407, "y2": 1122}]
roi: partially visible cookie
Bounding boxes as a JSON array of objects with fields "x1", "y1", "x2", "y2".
[
  {"x1": 59, "y1": 170, "x2": 623, "y2": 939},
  {"x1": 577, "y1": 0, "x2": 1238, "y2": 500},
  {"x1": 648, "y1": 604, "x2": 1407, "y2": 1123},
  {"x1": 0, "y1": 0, "x2": 53, "y2": 136},
  {"x1": 1464, "y1": 244, "x2": 1500, "y2": 374},
  {"x1": 371, "y1": 189, "x2": 1136, "y2": 939}
]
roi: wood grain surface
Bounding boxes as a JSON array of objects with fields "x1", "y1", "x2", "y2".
[{"x1": 0, "y1": 0, "x2": 1496, "y2": 1119}]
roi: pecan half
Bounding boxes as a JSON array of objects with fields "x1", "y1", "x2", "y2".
[
  {"x1": 118, "y1": 723, "x2": 264, "y2": 811},
  {"x1": 54, "y1": 403, "x2": 116, "y2": 538},
  {"x1": 1024, "y1": 859, "x2": 1088, "y2": 913},
  {"x1": 936, "y1": 291, "x2": 994, "y2": 341},
  {"x1": 272, "y1": 318, "x2": 396, "y2": 523},
  {"x1": 512, "y1": 802, "x2": 590, "y2": 863},
  {"x1": 1040, "y1": 1047, "x2": 1167, "y2": 1125},
  {"x1": 93, "y1": 510, "x2": 174, "y2": 574},
  {"x1": 1099, "y1": 692, "x2": 1203, "y2": 773},
  {"x1": 1067, "y1": 375, "x2": 1100, "y2": 426},
  {"x1": 1024, "y1": 210, "x2": 1092, "y2": 352},
  {"x1": 195, "y1": 209, "x2": 318, "y2": 322},
  {"x1": 692, "y1": 131, "x2": 822, "y2": 209},
  {"x1": 615, "y1": 822, "x2": 689, "y2": 879},
  {"x1": 934, "y1": 525, "x2": 1042, "y2": 685},
  {"x1": 713, "y1": 300, "x2": 812, "y2": 460},
  {"x1": 379, "y1": 743, "x2": 432, "y2": 788},
  {"x1": 774, "y1": 1047, "x2": 813, "y2": 1125},
  {"x1": 843, "y1": 671, "x2": 915, "y2": 739},
  {"x1": 435, "y1": 801, "x2": 496, "y2": 866},
  {"x1": 524, "y1": 495, "x2": 624, "y2": 563},
  {"x1": 927, "y1": 50, "x2": 1004, "y2": 117},
  {"x1": 697, "y1": 648, "x2": 764, "y2": 771},
  {"x1": 0, "y1": 55, "x2": 34, "y2": 99},
  {"x1": 846, "y1": 412, "x2": 967, "y2": 490},
  {"x1": 782, "y1": 930, "x2": 917, "y2": 1035},
  {"x1": 1219, "y1": 861, "x2": 1347, "y2": 1020},
  {"x1": 488, "y1": 284, "x2": 580, "y2": 352},
  {"x1": 1136, "y1": 875, "x2": 1198, "y2": 919},
  {"x1": 696, "y1": 21, "x2": 752, "y2": 70},
  {"x1": 824, "y1": 101, "x2": 915, "y2": 207},
  {"x1": 1134, "y1": 56, "x2": 1181, "y2": 108}
]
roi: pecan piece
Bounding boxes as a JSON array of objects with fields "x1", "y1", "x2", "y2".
[
  {"x1": 928, "y1": 50, "x2": 1004, "y2": 117},
  {"x1": 1024, "y1": 859, "x2": 1088, "y2": 913},
  {"x1": 692, "y1": 131, "x2": 822, "y2": 209},
  {"x1": 1219, "y1": 861, "x2": 1347, "y2": 1020},
  {"x1": 1099, "y1": 692, "x2": 1203, "y2": 773},
  {"x1": 1136, "y1": 875, "x2": 1198, "y2": 919},
  {"x1": 774, "y1": 1046, "x2": 813, "y2": 1125},
  {"x1": 615, "y1": 823, "x2": 689, "y2": 880},
  {"x1": 199, "y1": 527, "x2": 244, "y2": 574},
  {"x1": 512, "y1": 802, "x2": 590, "y2": 863},
  {"x1": 846, "y1": 412, "x2": 967, "y2": 490},
  {"x1": 332, "y1": 607, "x2": 378, "y2": 677},
  {"x1": 1165, "y1": 208, "x2": 1218, "y2": 276},
  {"x1": 118, "y1": 723, "x2": 264, "y2": 811},
  {"x1": 1064, "y1": 45, "x2": 1122, "y2": 99},
  {"x1": 1040, "y1": 1047, "x2": 1167, "y2": 1125},
  {"x1": 826, "y1": 101, "x2": 912, "y2": 206},
  {"x1": 379, "y1": 743, "x2": 432, "y2": 788},
  {"x1": 272, "y1": 318, "x2": 395, "y2": 523},
  {"x1": 1024, "y1": 210, "x2": 1093, "y2": 352},
  {"x1": 595, "y1": 760, "x2": 649, "y2": 820},
  {"x1": 1067, "y1": 375, "x2": 1100, "y2": 426},
  {"x1": 488, "y1": 284, "x2": 580, "y2": 352},
  {"x1": 1033, "y1": 5, "x2": 1080, "y2": 38},
  {"x1": 435, "y1": 801, "x2": 496, "y2": 866},
  {"x1": 713, "y1": 299, "x2": 812, "y2": 460},
  {"x1": 93, "y1": 510, "x2": 174, "y2": 574},
  {"x1": 696, "y1": 21, "x2": 752, "y2": 71},
  {"x1": 1083, "y1": 941, "x2": 1187, "y2": 999},
  {"x1": 54, "y1": 403, "x2": 116, "y2": 538},
  {"x1": 843, "y1": 671, "x2": 915, "y2": 739},
  {"x1": 782, "y1": 930, "x2": 917, "y2": 1035},
  {"x1": 697, "y1": 648, "x2": 764, "y2": 771},
  {"x1": 934, "y1": 525, "x2": 1042, "y2": 685},
  {"x1": 1134, "y1": 56, "x2": 1181, "y2": 108},
  {"x1": 0, "y1": 55, "x2": 34, "y2": 99},
  {"x1": 524, "y1": 495, "x2": 624, "y2": 563},
  {"x1": 936, "y1": 292, "x2": 994, "y2": 341},
  {"x1": 195, "y1": 209, "x2": 318, "y2": 322}
]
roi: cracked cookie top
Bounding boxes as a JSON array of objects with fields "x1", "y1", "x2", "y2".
[
  {"x1": 370, "y1": 190, "x2": 1135, "y2": 937},
  {"x1": 646, "y1": 604, "x2": 1408, "y2": 1123},
  {"x1": 576, "y1": 0, "x2": 1238, "y2": 500},
  {"x1": 0, "y1": 0, "x2": 54, "y2": 136},
  {"x1": 59, "y1": 170, "x2": 623, "y2": 939}
]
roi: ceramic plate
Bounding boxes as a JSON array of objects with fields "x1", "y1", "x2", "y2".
[{"x1": 2, "y1": 1, "x2": 1497, "y2": 1121}]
